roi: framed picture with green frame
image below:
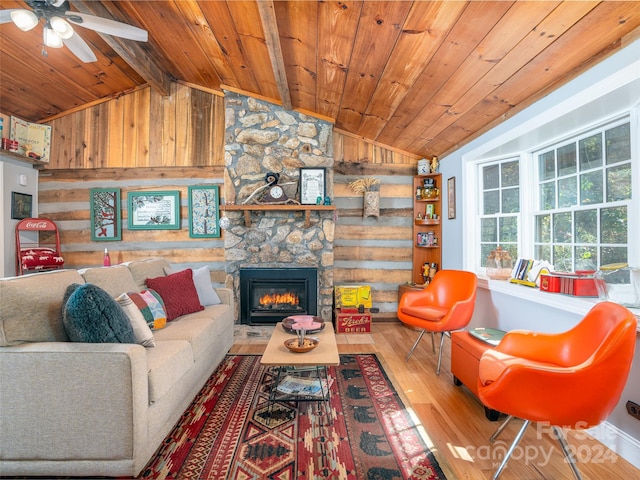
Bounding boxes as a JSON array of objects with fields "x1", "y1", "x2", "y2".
[{"x1": 188, "y1": 185, "x2": 220, "y2": 238}]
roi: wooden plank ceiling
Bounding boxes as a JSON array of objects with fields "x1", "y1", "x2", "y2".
[{"x1": 1, "y1": 1, "x2": 639, "y2": 160}]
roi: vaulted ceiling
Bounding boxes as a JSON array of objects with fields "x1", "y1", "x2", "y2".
[{"x1": 1, "y1": 1, "x2": 639, "y2": 160}]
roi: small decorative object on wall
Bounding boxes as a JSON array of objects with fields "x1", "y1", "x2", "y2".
[
  {"x1": 90, "y1": 188, "x2": 121, "y2": 241},
  {"x1": 188, "y1": 185, "x2": 220, "y2": 238},
  {"x1": 11, "y1": 192, "x2": 32, "y2": 219},
  {"x1": 447, "y1": 176, "x2": 456, "y2": 219},
  {"x1": 128, "y1": 191, "x2": 180, "y2": 230},
  {"x1": 349, "y1": 177, "x2": 381, "y2": 219},
  {"x1": 299, "y1": 167, "x2": 326, "y2": 205},
  {"x1": 10, "y1": 116, "x2": 52, "y2": 162}
]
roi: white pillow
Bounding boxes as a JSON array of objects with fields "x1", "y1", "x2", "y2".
[
  {"x1": 115, "y1": 293, "x2": 156, "y2": 347},
  {"x1": 164, "y1": 265, "x2": 221, "y2": 306}
]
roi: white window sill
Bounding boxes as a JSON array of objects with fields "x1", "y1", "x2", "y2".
[{"x1": 477, "y1": 276, "x2": 640, "y2": 332}]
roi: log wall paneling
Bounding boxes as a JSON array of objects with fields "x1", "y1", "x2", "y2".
[{"x1": 37, "y1": 167, "x2": 227, "y2": 286}]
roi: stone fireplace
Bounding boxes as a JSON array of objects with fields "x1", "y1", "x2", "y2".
[{"x1": 223, "y1": 91, "x2": 334, "y2": 323}]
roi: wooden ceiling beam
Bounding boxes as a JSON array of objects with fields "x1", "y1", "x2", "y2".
[
  {"x1": 69, "y1": 0, "x2": 171, "y2": 97},
  {"x1": 256, "y1": 0, "x2": 292, "y2": 110}
]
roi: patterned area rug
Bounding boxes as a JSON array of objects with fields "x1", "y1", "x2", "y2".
[{"x1": 139, "y1": 354, "x2": 446, "y2": 480}]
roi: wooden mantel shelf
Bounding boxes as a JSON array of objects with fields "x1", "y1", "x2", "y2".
[{"x1": 225, "y1": 204, "x2": 336, "y2": 228}]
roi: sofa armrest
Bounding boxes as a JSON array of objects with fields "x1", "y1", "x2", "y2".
[
  {"x1": 215, "y1": 287, "x2": 233, "y2": 306},
  {"x1": 0, "y1": 342, "x2": 149, "y2": 464}
]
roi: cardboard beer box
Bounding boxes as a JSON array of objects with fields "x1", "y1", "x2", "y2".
[
  {"x1": 335, "y1": 310, "x2": 372, "y2": 333},
  {"x1": 334, "y1": 285, "x2": 372, "y2": 308}
]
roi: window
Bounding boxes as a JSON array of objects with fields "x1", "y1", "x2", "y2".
[
  {"x1": 475, "y1": 118, "x2": 633, "y2": 274},
  {"x1": 479, "y1": 158, "x2": 520, "y2": 266},
  {"x1": 534, "y1": 120, "x2": 631, "y2": 271}
]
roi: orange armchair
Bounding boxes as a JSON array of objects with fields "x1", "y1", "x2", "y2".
[
  {"x1": 477, "y1": 302, "x2": 637, "y2": 480},
  {"x1": 397, "y1": 270, "x2": 477, "y2": 374}
]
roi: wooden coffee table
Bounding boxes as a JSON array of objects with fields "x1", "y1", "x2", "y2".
[{"x1": 261, "y1": 322, "x2": 340, "y2": 422}]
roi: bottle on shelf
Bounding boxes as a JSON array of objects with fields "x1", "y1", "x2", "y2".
[{"x1": 103, "y1": 248, "x2": 111, "y2": 267}]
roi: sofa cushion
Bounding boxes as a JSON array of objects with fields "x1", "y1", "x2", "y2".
[
  {"x1": 127, "y1": 258, "x2": 171, "y2": 290},
  {"x1": 115, "y1": 293, "x2": 156, "y2": 347},
  {"x1": 126, "y1": 290, "x2": 167, "y2": 330},
  {"x1": 0, "y1": 269, "x2": 84, "y2": 346},
  {"x1": 62, "y1": 283, "x2": 137, "y2": 344},
  {"x1": 164, "y1": 265, "x2": 221, "y2": 306},
  {"x1": 146, "y1": 269, "x2": 204, "y2": 321},
  {"x1": 152, "y1": 305, "x2": 230, "y2": 362},
  {"x1": 79, "y1": 265, "x2": 139, "y2": 297},
  {"x1": 145, "y1": 340, "x2": 194, "y2": 403}
]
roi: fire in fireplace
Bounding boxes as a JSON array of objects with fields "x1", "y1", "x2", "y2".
[{"x1": 240, "y1": 267, "x2": 318, "y2": 325}]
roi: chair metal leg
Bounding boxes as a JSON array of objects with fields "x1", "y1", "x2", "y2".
[
  {"x1": 492, "y1": 419, "x2": 531, "y2": 480},
  {"x1": 406, "y1": 329, "x2": 426, "y2": 361},
  {"x1": 431, "y1": 331, "x2": 436, "y2": 353},
  {"x1": 435, "y1": 332, "x2": 446, "y2": 375},
  {"x1": 490, "y1": 415, "x2": 514, "y2": 442},
  {"x1": 552, "y1": 426, "x2": 583, "y2": 480}
]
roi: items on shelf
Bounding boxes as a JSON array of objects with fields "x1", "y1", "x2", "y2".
[
  {"x1": 422, "y1": 262, "x2": 437, "y2": 285},
  {"x1": 509, "y1": 258, "x2": 552, "y2": 287},
  {"x1": 485, "y1": 246, "x2": 513, "y2": 280}
]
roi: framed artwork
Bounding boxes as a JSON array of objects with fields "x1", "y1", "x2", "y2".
[
  {"x1": 11, "y1": 192, "x2": 32, "y2": 219},
  {"x1": 127, "y1": 191, "x2": 180, "y2": 230},
  {"x1": 90, "y1": 188, "x2": 121, "y2": 241},
  {"x1": 188, "y1": 185, "x2": 220, "y2": 238},
  {"x1": 299, "y1": 167, "x2": 326, "y2": 205},
  {"x1": 447, "y1": 177, "x2": 456, "y2": 219}
]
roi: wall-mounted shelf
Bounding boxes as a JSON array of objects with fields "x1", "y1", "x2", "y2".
[
  {"x1": 225, "y1": 204, "x2": 336, "y2": 228},
  {"x1": 0, "y1": 149, "x2": 47, "y2": 168}
]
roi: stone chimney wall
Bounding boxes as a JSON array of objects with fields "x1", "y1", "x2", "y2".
[{"x1": 223, "y1": 91, "x2": 335, "y2": 322}]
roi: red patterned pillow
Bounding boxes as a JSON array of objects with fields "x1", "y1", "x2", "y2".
[{"x1": 145, "y1": 269, "x2": 204, "y2": 321}]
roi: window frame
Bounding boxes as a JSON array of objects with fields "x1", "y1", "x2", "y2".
[{"x1": 467, "y1": 111, "x2": 638, "y2": 278}]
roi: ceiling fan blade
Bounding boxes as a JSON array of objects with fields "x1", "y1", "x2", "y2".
[
  {"x1": 0, "y1": 9, "x2": 19, "y2": 24},
  {"x1": 63, "y1": 31, "x2": 97, "y2": 63},
  {"x1": 64, "y1": 11, "x2": 147, "y2": 42}
]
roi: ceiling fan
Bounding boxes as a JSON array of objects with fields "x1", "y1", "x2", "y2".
[{"x1": 0, "y1": 0, "x2": 147, "y2": 63}]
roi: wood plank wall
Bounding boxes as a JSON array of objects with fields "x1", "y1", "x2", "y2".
[
  {"x1": 333, "y1": 131, "x2": 418, "y2": 319},
  {"x1": 18, "y1": 84, "x2": 421, "y2": 320}
]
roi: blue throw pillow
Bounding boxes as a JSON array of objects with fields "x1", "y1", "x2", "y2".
[{"x1": 62, "y1": 283, "x2": 137, "y2": 344}]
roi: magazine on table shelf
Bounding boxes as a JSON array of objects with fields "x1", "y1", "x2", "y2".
[{"x1": 276, "y1": 374, "x2": 334, "y2": 398}]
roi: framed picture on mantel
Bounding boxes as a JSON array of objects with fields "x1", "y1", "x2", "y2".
[{"x1": 299, "y1": 167, "x2": 326, "y2": 205}]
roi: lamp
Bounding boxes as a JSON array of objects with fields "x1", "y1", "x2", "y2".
[
  {"x1": 43, "y1": 26, "x2": 63, "y2": 48},
  {"x1": 50, "y1": 16, "x2": 73, "y2": 39},
  {"x1": 10, "y1": 9, "x2": 38, "y2": 32}
]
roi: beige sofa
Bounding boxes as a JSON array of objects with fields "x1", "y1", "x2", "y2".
[{"x1": 0, "y1": 258, "x2": 235, "y2": 477}]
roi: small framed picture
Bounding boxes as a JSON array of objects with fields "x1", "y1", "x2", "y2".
[
  {"x1": 90, "y1": 188, "x2": 121, "y2": 241},
  {"x1": 299, "y1": 167, "x2": 326, "y2": 205},
  {"x1": 425, "y1": 203, "x2": 435, "y2": 219},
  {"x1": 188, "y1": 185, "x2": 220, "y2": 238},
  {"x1": 127, "y1": 191, "x2": 180, "y2": 230},
  {"x1": 447, "y1": 177, "x2": 456, "y2": 219},
  {"x1": 11, "y1": 192, "x2": 32, "y2": 220}
]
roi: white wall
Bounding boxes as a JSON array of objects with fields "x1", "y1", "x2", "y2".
[
  {"x1": 1, "y1": 154, "x2": 39, "y2": 277},
  {"x1": 440, "y1": 39, "x2": 640, "y2": 468}
]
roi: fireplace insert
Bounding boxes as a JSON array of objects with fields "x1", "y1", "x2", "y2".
[{"x1": 240, "y1": 267, "x2": 318, "y2": 325}]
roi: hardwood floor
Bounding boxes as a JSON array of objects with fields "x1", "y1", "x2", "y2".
[{"x1": 230, "y1": 322, "x2": 639, "y2": 480}]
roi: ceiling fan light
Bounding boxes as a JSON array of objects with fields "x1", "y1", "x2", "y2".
[
  {"x1": 50, "y1": 16, "x2": 73, "y2": 39},
  {"x1": 43, "y1": 27, "x2": 63, "y2": 48},
  {"x1": 10, "y1": 9, "x2": 38, "y2": 32}
]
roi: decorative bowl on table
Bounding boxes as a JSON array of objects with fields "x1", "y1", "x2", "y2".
[
  {"x1": 284, "y1": 337, "x2": 320, "y2": 353},
  {"x1": 282, "y1": 315, "x2": 325, "y2": 334}
]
